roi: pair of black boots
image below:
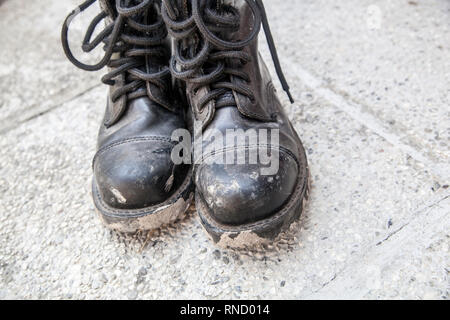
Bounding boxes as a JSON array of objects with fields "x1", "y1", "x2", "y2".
[{"x1": 62, "y1": 0, "x2": 309, "y2": 248}]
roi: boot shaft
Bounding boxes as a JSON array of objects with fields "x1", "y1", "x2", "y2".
[
  {"x1": 162, "y1": 0, "x2": 279, "y2": 125},
  {"x1": 62, "y1": 0, "x2": 176, "y2": 128}
]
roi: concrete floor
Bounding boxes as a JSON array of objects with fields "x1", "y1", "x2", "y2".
[{"x1": 0, "y1": 0, "x2": 448, "y2": 299}]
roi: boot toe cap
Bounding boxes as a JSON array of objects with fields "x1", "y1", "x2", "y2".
[
  {"x1": 94, "y1": 140, "x2": 182, "y2": 210},
  {"x1": 196, "y1": 151, "x2": 299, "y2": 225}
]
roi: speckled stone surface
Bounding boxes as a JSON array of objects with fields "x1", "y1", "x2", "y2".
[
  {"x1": 0, "y1": 0, "x2": 448, "y2": 300},
  {"x1": 266, "y1": 0, "x2": 449, "y2": 178},
  {"x1": 0, "y1": 0, "x2": 102, "y2": 133}
]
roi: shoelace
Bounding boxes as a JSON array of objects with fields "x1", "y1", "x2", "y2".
[
  {"x1": 61, "y1": 0, "x2": 169, "y2": 105},
  {"x1": 161, "y1": 0, "x2": 293, "y2": 113}
]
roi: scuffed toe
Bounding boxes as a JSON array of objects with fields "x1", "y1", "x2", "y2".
[
  {"x1": 196, "y1": 150, "x2": 299, "y2": 225},
  {"x1": 94, "y1": 139, "x2": 187, "y2": 210}
]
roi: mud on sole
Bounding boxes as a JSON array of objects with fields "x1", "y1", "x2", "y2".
[
  {"x1": 92, "y1": 169, "x2": 194, "y2": 233},
  {"x1": 196, "y1": 165, "x2": 311, "y2": 249}
]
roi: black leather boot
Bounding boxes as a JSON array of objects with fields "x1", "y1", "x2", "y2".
[
  {"x1": 162, "y1": 0, "x2": 309, "y2": 247},
  {"x1": 61, "y1": 0, "x2": 193, "y2": 232}
]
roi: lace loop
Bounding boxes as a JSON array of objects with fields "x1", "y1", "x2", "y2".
[
  {"x1": 191, "y1": 0, "x2": 261, "y2": 50},
  {"x1": 161, "y1": 0, "x2": 293, "y2": 113},
  {"x1": 115, "y1": 0, "x2": 152, "y2": 16},
  {"x1": 61, "y1": 0, "x2": 170, "y2": 108}
]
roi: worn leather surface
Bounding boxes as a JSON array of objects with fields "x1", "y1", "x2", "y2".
[
  {"x1": 94, "y1": 0, "x2": 189, "y2": 210},
  {"x1": 230, "y1": 0, "x2": 274, "y2": 122},
  {"x1": 193, "y1": 0, "x2": 304, "y2": 225}
]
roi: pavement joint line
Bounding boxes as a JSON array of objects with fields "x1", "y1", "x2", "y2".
[
  {"x1": 304, "y1": 192, "x2": 450, "y2": 298},
  {"x1": 0, "y1": 84, "x2": 102, "y2": 136},
  {"x1": 375, "y1": 222, "x2": 409, "y2": 246},
  {"x1": 282, "y1": 58, "x2": 449, "y2": 182},
  {"x1": 312, "y1": 273, "x2": 338, "y2": 294}
]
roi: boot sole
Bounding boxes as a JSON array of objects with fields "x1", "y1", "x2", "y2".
[
  {"x1": 196, "y1": 132, "x2": 310, "y2": 249},
  {"x1": 92, "y1": 167, "x2": 194, "y2": 233}
]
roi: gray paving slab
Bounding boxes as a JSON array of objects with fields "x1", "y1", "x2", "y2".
[
  {"x1": 0, "y1": 0, "x2": 448, "y2": 300},
  {"x1": 0, "y1": 82, "x2": 447, "y2": 299},
  {"x1": 0, "y1": 0, "x2": 102, "y2": 133},
  {"x1": 263, "y1": 0, "x2": 449, "y2": 179},
  {"x1": 309, "y1": 194, "x2": 449, "y2": 299}
]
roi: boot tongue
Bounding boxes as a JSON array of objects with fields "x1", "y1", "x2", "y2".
[
  {"x1": 210, "y1": 0, "x2": 242, "y2": 108},
  {"x1": 214, "y1": 87, "x2": 236, "y2": 108}
]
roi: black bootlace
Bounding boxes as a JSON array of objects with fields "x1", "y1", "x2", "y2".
[
  {"x1": 161, "y1": 0, "x2": 293, "y2": 113},
  {"x1": 61, "y1": 0, "x2": 169, "y2": 105}
]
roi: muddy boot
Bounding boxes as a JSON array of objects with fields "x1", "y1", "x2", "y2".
[
  {"x1": 162, "y1": 0, "x2": 309, "y2": 247},
  {"x1": 61, "y1": 0, "x2": 193, "y2": 233}
]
